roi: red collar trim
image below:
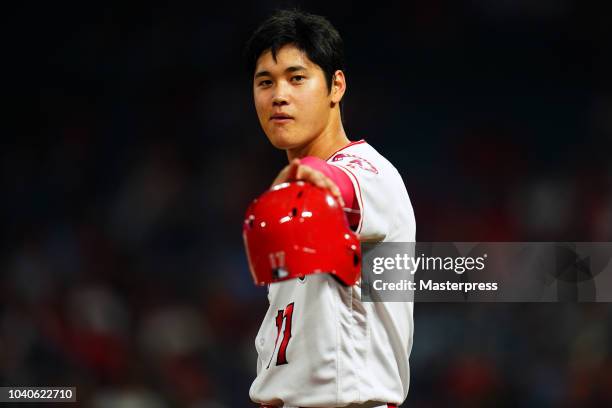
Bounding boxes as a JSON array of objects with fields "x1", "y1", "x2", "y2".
[{"x1": 325, "y1": 139, "x2": 366, "y2": 161}]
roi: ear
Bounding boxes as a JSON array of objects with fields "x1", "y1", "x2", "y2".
[{"x1": 330, "y1": 70, "x2": 346, "y2": 104}]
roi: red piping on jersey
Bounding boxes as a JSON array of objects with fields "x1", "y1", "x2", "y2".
[
  {"x1": 336, "y1": 164, "x2": 364, "y2": 234},
  {"x1": 325, "y1": 139, "x2": 366, "y2": 161}
]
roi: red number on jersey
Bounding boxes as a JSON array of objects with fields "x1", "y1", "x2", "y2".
[{"x1": 266, "y1": 302, "x2": 294, "y2": 368}]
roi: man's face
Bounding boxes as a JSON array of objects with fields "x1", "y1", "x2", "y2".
[{"x1": 253, "y1": 44, "x2": 333, "y2": 150}]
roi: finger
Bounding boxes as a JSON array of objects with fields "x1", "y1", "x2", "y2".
[
  {"x1": 272, "y1": 159, "x2": 301, "y2": 187},
  {"x1": 286, "y1": 158, "x2": 301, "y2": 180},
  {"x1": 271, "y1": 165, "x2": 290, "y2": 187},
  {"x1": 312, "y1": 172, "x2": 345, "y2": 207},
  {"x1": 295, "y1": 163, "x2": 318, "y2": 184},
  {"x1": 329, "y1": 184, "x2": 345, "y2": 207},
  {"x1": 295, "y1": 165, "x2": 345, "y2": 207}
]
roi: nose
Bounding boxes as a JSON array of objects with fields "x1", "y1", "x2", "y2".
[
  {"x1": 273, "y1": 97, "x2": 288, "y2": 107},
  {"x1": 272, "y1": 94, "x2": 288, "y2": 106},
  {"x1": 272, "y1": 82, "x2": 290, "y2": 106}
]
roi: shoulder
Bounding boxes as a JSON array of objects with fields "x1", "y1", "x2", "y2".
[
  {"x1": 327, "y1": 139, "x2": 415, "y2": 241},
  {"x1": 327, "y1": 140, "x2": 401, "y2": 180}
]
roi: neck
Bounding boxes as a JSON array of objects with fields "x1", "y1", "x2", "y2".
[{"x1": 287, "y1": 117, "x2": 350, "y2": 162}]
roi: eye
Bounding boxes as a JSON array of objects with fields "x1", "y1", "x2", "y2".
[
  {"x1": 291, "y1": 75, "x2": 305, "y2": 83},
  {"x1": 257, "y1": 79, "x2": 272, "y2": 87}
]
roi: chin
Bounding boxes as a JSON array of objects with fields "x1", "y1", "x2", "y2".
[{"x1": 266, "y1": 130, "x2": 304, "y2": 150}]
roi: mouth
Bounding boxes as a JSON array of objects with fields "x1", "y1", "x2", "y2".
[{"x1": 269, "y1": 113, "x2": 294, "y2": 123}]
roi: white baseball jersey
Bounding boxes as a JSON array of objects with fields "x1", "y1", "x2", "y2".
[{"x1": 250, "y1": 140, "x2": 416, "y2": 408}]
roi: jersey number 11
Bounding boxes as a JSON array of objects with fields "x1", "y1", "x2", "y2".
[{"x1": 267, "y1": 302, "x2": 294, "y2": 368}]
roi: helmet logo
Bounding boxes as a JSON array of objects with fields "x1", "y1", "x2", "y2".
[{"x1": 269, "y1": 251, "x2": 286, "y2": 269}]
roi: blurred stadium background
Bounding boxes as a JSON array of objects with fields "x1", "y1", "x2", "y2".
[{"x1": 3, "y1": 1, "x2": 612, "y2": 406}]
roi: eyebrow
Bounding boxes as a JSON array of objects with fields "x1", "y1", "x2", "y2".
[{"x1": 254, "y1": 65, "x2": 308, "y2": 79}]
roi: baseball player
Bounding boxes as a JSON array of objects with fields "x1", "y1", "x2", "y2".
[{"x1": 243, "y1": 9, "x2": 416, "y2": 408}]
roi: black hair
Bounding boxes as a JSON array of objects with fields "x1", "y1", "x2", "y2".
[{"x1": 244, "y1": 9, "x2": 345, "y2": 94}]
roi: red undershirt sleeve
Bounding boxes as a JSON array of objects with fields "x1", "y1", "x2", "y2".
[{"x1": 299, "y1": 156, "x2": 360, "y2": 228}]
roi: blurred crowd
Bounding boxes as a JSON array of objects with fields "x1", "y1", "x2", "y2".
[{"x1": 2, "y1": 1, "x2": 612, "y2": 407}]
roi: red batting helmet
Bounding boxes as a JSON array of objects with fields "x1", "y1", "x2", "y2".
[{"x1": 242, "y1": 181, "x2": 361, "y2": 286}]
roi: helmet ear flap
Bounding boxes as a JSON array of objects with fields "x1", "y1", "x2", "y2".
[
  {"x1": 332, "y1": 246, "x2": 360, "y2": 287},
  {"x1": 351, "y1": 243, "x2": 361, "y2": 283}
]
